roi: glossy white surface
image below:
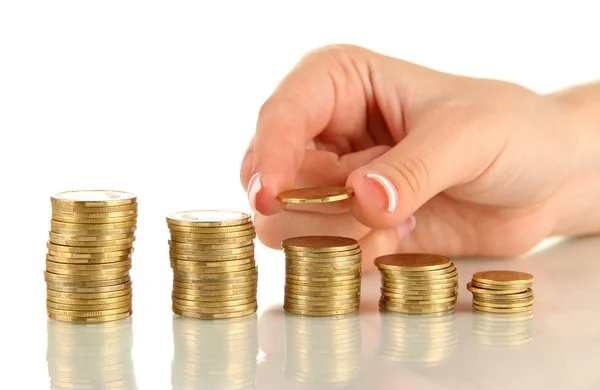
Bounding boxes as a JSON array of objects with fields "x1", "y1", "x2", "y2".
[{"x1": 9, "y1": 236, "x2": 599, "y2": 389}]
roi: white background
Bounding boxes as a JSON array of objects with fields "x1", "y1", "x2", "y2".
[{"x1": 0, "y1": 1, "x2": 599, "y2": 388}]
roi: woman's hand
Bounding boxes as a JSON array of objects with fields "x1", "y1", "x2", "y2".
[{"x1": 240, "y1": 44, "x2": 594, "y2": 270}]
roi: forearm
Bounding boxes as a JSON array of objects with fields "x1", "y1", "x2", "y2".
[{"x1": 548, "y1": 82, "x2": 600, "y2": 236}]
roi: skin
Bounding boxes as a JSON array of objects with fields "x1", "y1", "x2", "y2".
[{"x1": 240, "y1": 44, "x2": 600, "y2": 272}]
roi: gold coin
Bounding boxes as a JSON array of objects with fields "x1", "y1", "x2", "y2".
[
  {"x1": 47, "y1": 294, "x2": 132, "y2": 305},
  {"x1": 172, "y1": 280, "x2": 257, "y2": 290},
  {"x1": 380, "y1": 269, "x2": 458, "y2": 281},
  {"x1": 170, "y1": 245, "x2": 253, "y2": 257},
  {"x1": 47, "y1": 242, "x2": 133, "y2": 254},
  {"x1": 45, "y1": 278, "x2": 131, "y2": 290},
  {"x1": 285, "y1": 278, "x2": 360, "y2": 289},
  {"x1": 51, "y1": 190, "x2": 136, "y2": 207},
  {"x1": 472, "y1": 289, "x2": 534, "y2": 300},
  {"x1": 44, "y1": 270, "x2": 130, "y2": 282},
  {"x1": 471, "y1": 280, "x2": 532, "y2": 290},
  {"x1": 46, "y1": 265, "x2": 131, "y2": 276},
  {"x1": 173, "y1": 306, "x2": 256, "y2": 319},
  {"x1": 381, "y1": 288, "x2": 457, "y2": 300},
  {"x1": 51, "y1": 203, "x2": 138, "y2": 213},
  {"x1": 285, "y1": 255, "x2": 362, "y2": 265},
  {"x1": 473, "y1": 298, "x2": 534, "y2": 308},
  {"x1": 284, "y1": 291, "x2": 359, "y2": 302},
  {"x1": 50, "y1": 226, "x2": 137, "y2": 236},
  {"x1": 472, "y1": 270, "x2": 534, "y2": 285},
  {"x1": 285, "y1": 265, "x2": 361, "y2": 276},
  {"x1": 170, "y1": 261, "x2": 255, "y2": 274},
  {"x1": 49, "y1": 231, "x2": 134, "y2": 242},
  {"x1": 382, "y1": 295, "x2": 457, "y2": 305},
  {"x1": 46, "y1": 253, "x2": 131, "y2": 264},
  {"x1": 51, "y1": 219, "x2": 137, "y2": 231},
  {"x1": 48, "y1": 311, "x2": 132, "y2": 323},
  {"x1": 45, "y1": 281, "x2": 132, "y2": 293},
  {"x1": 169, "y1": 233, "x2": 256, "y2": 244},
  {"x1": 466, "y1": 282, "x2": 528, "y2": 295},
  {"x1": 46, "y1": 299, "x2": 131, "y2": 311},
  {"x1": 49, "y1": 236, "x2": 136, "y2": 247},
  {"x1": 382, "y1": 275, "x2": 458, "y2": 287},
  {"x1": 46, "y1": 287, "x2": 132, "y2": 299},
  {"x1": 380, "y1": 263, "x2": 456, "y2": 276},
  {"x1": 277, "y1": 186, "x2": 354, "y2": 204},
  {"x1": 172, "y1": 296, "x2": 255, "y2": 308},
  {"x1": 172, "y1": 300, "x2": 257, "y2": 313},
  {"x1": 172, "y1": 290, "x2": 254, "y2": 301},
  {"x1": 47, "y1": 249, "x2": 133, "y2": 259},
  {"x1": 284, "y1": 285, "x2": 359, "y2": 296},
  {"x1": 375, "y1": 253, "x2": 451, "y2": 271},
  {"x1": 166, "y1": 210, "x2": 251, "y2": 227},
  {"x1": 380, "y1": 302, "x2": 455, "y2": 314},
  {"x1": 282, "y1": 236, "x2": 359, "y2": 252},
  {"x1": 168, "y1": 240, "x2": 253, "y2": 250},
  {"x1": 169, "y1": 252, "x2": 253, "y2": 261},
  {"x1": 47, "y1": 305, "x2": 131, "y2": 318},
  {"x1": 52, "y1": 214, "x2": 137, "y2": 224},
  {"x1": 169, "y1": 229, "x2": 256, "y2": 239},
  {"x1": 168, "y1": 223, "x2": 254, "y2": 234},
  {"x1": 53, "y1": 209, "x2": 137, "y2": 219},
  {"x1": 169, "y1": 257, "x2": 254, "y2": 268},
  {"x1": 45, "y1": 259, "x2": 132, "y2": 270},
  {"x1": 472, "y1": 304, "x2": 534, "y2": 313},
  {"x1": 283, "y1": 306, "x2": 358, "y2": 316},
  {"x1": 285, "y1": 273, "x2": 359, "y2": 283}
]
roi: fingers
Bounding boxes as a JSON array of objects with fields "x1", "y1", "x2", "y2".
[
  {"x1": 247, "y1": 53, "x2": 339, "y2": 215},
  {"x1": 347, "y1": 112, "x2": 507, "y2": 229}
]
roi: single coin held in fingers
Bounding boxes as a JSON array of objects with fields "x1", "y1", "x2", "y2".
[{"x1": 277, "y1": 186, "x2": 354, "y2": 204}]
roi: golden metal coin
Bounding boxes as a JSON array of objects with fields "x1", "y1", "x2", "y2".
[
  {"x1": 47, "y1": 293, "x2": 132, "y2": 305},
  {"x1": 472, "y1": 299, "x2": 534, "y2": 308},
  {"x1": 172, "y1": 297, "x2": 255, "y2": 308},
  {"x1": 169, "y1": 257, "x2": 254, "y2": 268},
  {"x1": 51, "y1": 190, "x2": 136, "y2": 207},
  {"x1": 285, "y1": 278, "x2": 361, "y2": 289},
  {"x1": 46, "y1": 265, "x2": 131, "y2": 276},
  {"x1": 472, "y1": 289, "x2": 534, "y2": 300},
  {"x1": 51, "y1": 214, "x2": 137, "y2": 224},
  {"x1": 172, "y1": 300, "x2": 257, "y2": 313},
  {"x1": 168, "y1": 223, "x2": 253, "y2": 234},
  {"x1": 50, "y1": 226, "x2": 137, "y2": 236},
  {"x1": 169, "y1": 252, "x2": 254, "y2": 262},
  {"x1": 168, "y1": 240, "x2": 253, "y2": 250},
  {"x1": 170, "y1": 261, "x2": 255, "y2": 274},
  {"x1": 46, "y1": 305, "x2": 131, "y2": 318},
  {"x1": 49, "y1": 231, "x2": 134, "y2": 242},
  {"x1": 49, "y1": 236, "x2": 136, "y2": 247},
  {"x1": 46, "y1": 287, "x2": 132, "y2": 299},
  {"x1": 173, "y1": 306, "x2": 256, "y2": 319},
  {"x1": 168, "y1": 229, "x2": 255, "y2": 240},
  {"x1": 282, "y1": 236, "x2": 358, "y2": 252},
  {"x1": 284, "y1": 290, "x2": 359, "y2": 301},
  {"x1": 45, "y1": 281, "x2": 132, "y2": 293},
  {"x1": 285, "y1": 255, "x2": 362, "y2": 264},
  {"x1": 380, "y1": 302, "x2": 456, "y2": 314},
  {"x1": 51, "y1": 219, "x2": 137, "y2": 231},
  {"x1": 170, "y1": 245, "x2": 253, "y2": 256},
  {"x1": 375, "y1": 253, "x2": 451, "y2": 270},
  {"x1": 169, "y1": 233, "x2": 256, "y2": 244},
  {"x1": 382, "y1": 295, "x2": 457, "y2": 305},
  {"x1": 466, "y1": 282, "x2": 528, "y2": 295},
  {"x1": 380, "y1": 269, "x2": 458, "y2": 281},
  {"x1": 381, "y1": 288, "x2": 457, "y2": 300},
  {"x1": 472, "y1": 304, "x2": 534, "y2": 313},
  {"x1": 285, "y1": 273, "x2": 359, "y2": 283},
  {"x1": 46, "y1": 299, "x2": 132, "y2": 311},
  {"x1": 44, "y1": 270, "x2": 130, "y2": 282},
  {"x1": 283, "y1": 306, "x2": 358, "y2": 316},
  {"x1": 51, "y1": 202, "x2": 137, "y2": 213},
  {"x1": 471, "y1": 280, "x2": 532, "y2": 290},
  {"x1": 47, "y1": 242, "x2": 133, "y2": 254},
  {"x1": 46, "y1": 253, "x2": 131, "y2": 264},
  {"x1": 472, "y1": 270, "x2": 534, "y2": 285},
  {"x1": 382, "y1": 281, "x2": 456, "y2": 290},
  {"x1": 277, "y1": 186, "x2": 354, "y2": 204},
  {"x1": 45, "y1": 259, "x2": 132, "y2": 270},
  {"x1": 167, "y1": 210, "x2": 251, "y2": 227},
  {"x1": 172, "y1": 280, "x2": 257, "y2": 290},
  {"x1": 172, "y1": 290, "x2": 254, "y2": 301},
  {"x1": 48, "y1": 311, "x2": 132, "y2": 323},
  {"x1": 47, "y1": 249, "x2": 133, "y2": 260},
  {"x1": 284, "y1": 285, "x2": 359, "y2": 296},
  {"x1": 52, "y1": 209, "x2": 137, "y2": 219}
]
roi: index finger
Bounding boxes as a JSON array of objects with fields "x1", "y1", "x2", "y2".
[{"x1": 246, "y1": 51, "x2": 336, "y2": 215}]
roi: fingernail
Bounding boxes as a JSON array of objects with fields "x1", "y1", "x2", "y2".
[
  {"x1": 366, "y1": 173, "x2": 398, "y2": 212},
  {"x1": 247, "y1": 172, "x2": 262, "y2": 213},
  {"x1": 397, "y1": 214, "x2": 416, "y2": 239}
]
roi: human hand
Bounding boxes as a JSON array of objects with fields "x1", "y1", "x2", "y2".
[{"x1": 240, "y1": 44, "x2": 583, "y2": 270}]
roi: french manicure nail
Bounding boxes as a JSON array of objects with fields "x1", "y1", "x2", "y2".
[
  {"x1": 247, "y1": 172, "x2": 262, "y2": 213},
  {"x1": 397, "y1": 215, "x2": 416, "y2": 239},
  {"x1": 366, "y1": 173, "x2": 398, "y2": 212}
]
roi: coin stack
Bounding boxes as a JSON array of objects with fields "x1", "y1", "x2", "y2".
[
  {"x1": 375, "y1": 254, "x2": 458, "y2": 314},
  {"x1": 171, "y1": 315, "x2": 258, "y2": 390},
  {"x1": 471, "y1": 310, "x2": 534, "y2": 348},
  {"x1": 284, "y1": 313, "x2": 361, "y2": 385},
  {"x1": 467, "y1": 270, "x2": 534, "y2": 313},
  {"x1": 167, "y1": 210, "x2": 258, "y2": 319},
  {"x1": 282, "y1": 236, "x2": 362, "y2": 316},
  {"x1": 46, "y1": 318, "x2": 137, "y2": 389},
  {"x1": 379, "y1": 311, "x2": 458, "y2": 367},
  {"x1": 45, "y1": 190, "x2": 137, "y2": 324}
]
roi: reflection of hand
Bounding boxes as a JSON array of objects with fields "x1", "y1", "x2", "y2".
[{"x1": 240, "y1": 45, "x2": 600, "y2": 269}]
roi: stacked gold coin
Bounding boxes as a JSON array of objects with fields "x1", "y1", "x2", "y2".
[
  {"x1": 472, "y1": 310, "x2": 534, "y2": 348},
  {"x1": 282, "y1": 236, "x2": 361, "y2": 316},
  {"x1": 379, "y1": 311, "x2": 458, "y2": 367},
  {"x1": 467, "y1": 270, "x2": 534, "y2": 313},
  {"x1": 284, "y1": 313, "x2": 361, "y2": 385},
  {"x1": 46, "y1": 318, "x2": 136, "y2": 389},
  {"x1": 171, "y1": 315, "x2": 258, "y2": 390},
  {"x1": 167, "y1": 210, "x2": 258, "y2": 319},
  {"x1": 45, "y1": 190, "x2": 137, "y2": 324},
  {"x1": 375, "y1": 254, "x2": 458, "y2": 314}
]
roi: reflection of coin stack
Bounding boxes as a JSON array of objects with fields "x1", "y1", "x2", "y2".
[
  {"x1": 45, "y1": 190, "x2": 137, "y2": 324},
  {"x1": 284, "y1": 313, "x2": 361, "y2": 385},
  {"x1": 167, "y1": 211, "x2": 258, "y2": 319},
  {"x1": 46, "y1": 318, "x2": 137, "y2": 389},
  {"x1": 282, "y1": 236, "x2": 361, "y2": 316},
  {"x1": 171, "y1": 315, "x2": 258, "y2": 390},
  {"x1": 376, "y1": 254, "x2": 458, "y2": 314},
  {"x1": 379, "y1": 311, "x2": 458, "y2": 368},
  {"x1": 472, "y1": 311, "x2": 534, "y2": 348}
]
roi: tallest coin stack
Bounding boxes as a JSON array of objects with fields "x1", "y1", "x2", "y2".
[{"x1": 45, "y1": 190, "x2": 137, "y2": 324}]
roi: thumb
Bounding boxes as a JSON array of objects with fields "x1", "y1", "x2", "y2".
[{"x1": 346, "y1": 117, "x2": 503, "y2": 230}]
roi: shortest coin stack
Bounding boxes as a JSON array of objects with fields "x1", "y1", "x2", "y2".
[
  {"x1": 45, "y1": 190, "x2": 137, "y2": 324},
  {"x1": 467, "y1": 270, "x2": 534, "y2": 314},
  {"x1": 167, "y1": 210, "x2": 258, "y2": 320},
  {"x1": 283, "y1": 236, "x2": 362, "y2": 316},
  {"x1": 376, "y1": 254, "x2": 458, "y2": 314}
]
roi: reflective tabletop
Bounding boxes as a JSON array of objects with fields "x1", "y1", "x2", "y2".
[{"x1": 33, "y1": 236, "x2": 600, "y2": 389}]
